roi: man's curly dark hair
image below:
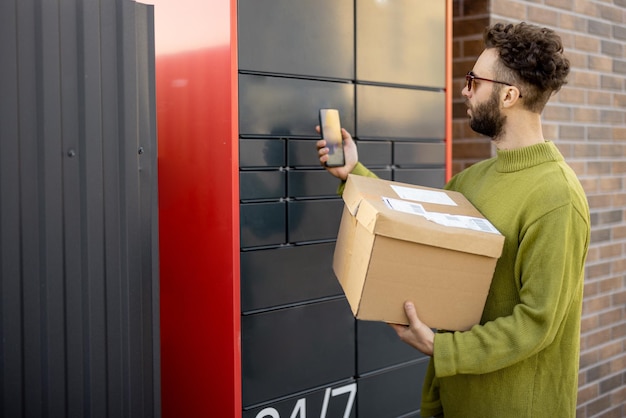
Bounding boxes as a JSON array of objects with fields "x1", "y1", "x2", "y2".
[{"x1": 484, "y1": 22, "x2": 570, "y2": 113}]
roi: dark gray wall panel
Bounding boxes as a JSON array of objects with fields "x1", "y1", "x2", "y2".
[
  {"x1": 394, "y1": 168, "x2": 446, "y2": 188},
  {"x1": 0, "y1": 1, "x2": 159, "y2": 417},
  {"x1": 239, "y1": 0, "x2": 354, "y2": 79},
  {"x1": 242, "y1": 299, "x2": 356, "y2": 407},
  {"x1": 357, "y1": 321, "x2": 425, "y2": 374},
  {"x1": 357, "y1": 140, "x2": 393, "y2": 167},
  {"x1": 240, "y1": 202, "x2": 287, "y2": 248},
  {"x1": 240, "y1": 171, "x2": 286, "y2": 201},
  {"x1": 240, "y1": 138, "x2": 286, "y2": 168},
  {"x1": 288, "y1": 200, "x2": 344, "y2": 243},
  {"x1": 394, "y1": 142, "x2": 446, "y2": 167},
  {"x1": 356, "y1": 85, "x2": 445, "y2": 140},
  {"x1": 356, "y1": 0, "x2": 446, "y2": 87},
  {"x1": 288, "y1": 170, "x2": 340, "y2": 198},
  {"x1": 239, "y1": 74, "x2": 355, "y2": 137},
  {"x1": 241, "y1": 243, "x2": 342, "y2": 312},
  {"x1": 357, "y1": 361, "x2": 429, "y2": 418}
]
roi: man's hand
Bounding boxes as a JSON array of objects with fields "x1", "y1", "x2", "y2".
[
  {"x1": 316, "y1": 126, "x2": 359, "y2": 180},
  {"x1": 389, "y1": 301, "x2": 435, "y2": 356}
]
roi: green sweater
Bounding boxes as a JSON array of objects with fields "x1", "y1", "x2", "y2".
[{"x1": 348, "y1": 141, "x2": 590, "y2": 417}]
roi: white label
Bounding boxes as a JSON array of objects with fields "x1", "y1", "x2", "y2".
[
  {"x1": 382, "y1": 196, "x2": 500, "y2": 235},
  {"x1": 382, "y1": 197, "x2": 427, "y2": 216},
  {"x1": 390, "y1": 185, "x2": 457, "y2": 206}
]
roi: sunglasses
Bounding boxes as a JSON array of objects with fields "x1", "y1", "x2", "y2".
[{"x1": 465, "y1": 71, "x2": 522, "y2": 98}]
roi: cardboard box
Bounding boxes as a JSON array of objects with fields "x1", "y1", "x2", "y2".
[{"x1": 333, "y1": 175, "x2": 505, "y2": 331}]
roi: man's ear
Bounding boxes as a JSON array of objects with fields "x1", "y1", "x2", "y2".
[{"x1": 502, "y1": 86, "x2": 522, "y2": 108}]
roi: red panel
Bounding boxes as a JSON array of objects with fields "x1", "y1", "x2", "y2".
[{"x1": 152, "y1": 0, "x2": 240, "y2": 417}]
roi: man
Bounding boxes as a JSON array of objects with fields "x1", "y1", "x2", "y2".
[{"x1": 317, "y1": 22, "x2": 590, "y2": 417}]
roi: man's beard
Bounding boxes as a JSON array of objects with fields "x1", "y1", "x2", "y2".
[{"x1": 468, "y1": 91, "x2": 506, "y2": 140}]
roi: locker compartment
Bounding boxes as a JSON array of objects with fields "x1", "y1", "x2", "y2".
[
  {"x1": 288, "y1": 200, "x2": 343, "y2": 243},
  {"x1": 370, "y1": 168, "x2": 393, "y2": 181},
  {"x1": 240, "y1": 202, "x2": 286, "y2": 248},
  {"x1": 240, "y1": 243, "x2": 342, "y2": 312},
  {"x1": 393, "y1": 168, "x2": 446, "y2": 189},
  {"x1": 288, "y1": 139, "x2": 322, "y2": 167},
  {"x1": 240, "y1": 171, "x2": 286, "y2": 201},
  {"x1": 239, "y1": 74, "x2": 355, "y2": 137},
  {"x1": 242, "y1": 380, "x2": 357, "y2": 418},
  {"x1": 394, "y1": 142, "x2": 446, "y2": 167},
  {"x1": 240, "y1": 138, "x2": 285, "y2": 168},
  {"x1": 238, "y1": 0, "x2": 354, "y2": 80},
  {"x1": 357, "y1": 360, "x2": 429, "y2": 418},
  {"x1": 288, "y1": 170, "x2": 339, "y2": 198},
  {"x1": 356, "y1": 140, "x2": 392, "y2": 167},
  {"x1": 356, "y1": 320, "x2": 425, "y2": 375},
  {"x1": 242, "y1": 299, "x2": 356, "y2": 407},
  {"x1": 356, "y1": 84, "x2": 445, "y2": 140},
  {"x1": 356, "y1": 0, "x2": 446, "y2": 88}
]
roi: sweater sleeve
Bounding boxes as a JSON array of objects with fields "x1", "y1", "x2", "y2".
[
  {"x1": 433, "y1": 202, "x2": 589, "y2": 377},
  {"x1": 336, "y1": 162, "x2": 379, "y2": 195}
]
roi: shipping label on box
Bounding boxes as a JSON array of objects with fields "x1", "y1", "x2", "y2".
[{"x1": 333, "y1": 175, "x2": 505, "y2": 331}]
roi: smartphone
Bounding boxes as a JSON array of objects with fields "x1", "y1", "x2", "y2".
[{"x1": 319, "y1": 108, "x2": 345, "y2": 167}]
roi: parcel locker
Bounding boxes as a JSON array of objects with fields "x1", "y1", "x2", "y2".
[
  {"x1": 356, "y1": 0, "x2": 446, "y2": 87},
  {"x1": 240, "y1": 243, "x2": 342, "y2": 312},
  {"x1": 242, "y1": 380, "x2": 357, "y2": 418},
  {"x1": 288, "y1": 200, "x2": 344, "y2": 243},
  {"x1": 288, "y1": 170, "x2": 341, "y2": 198},
  {"x1": 357, "y1": 321, "x2": 426, "y2": 374},
  {"x1": 357, "y1": 361, "x2": 430, "y2": 418},
  {"x1": 239, "y1": 74, "x2": 355, "y2": 138},
  {"x1": 356, "y1": 84, "x2": 446, "y2": 140},
  {"x1": 240, "y1": 171, "x2": 286, "y2": 201},
  {"x1": 241, "y1": 299, "x2": 355, "y2": 407},
  {"x1": 240, "y1": 202, "x2": 286, "y2": 248},
  {"x1": 238, "y1": 0, "x2": 354, "y2": 79}
]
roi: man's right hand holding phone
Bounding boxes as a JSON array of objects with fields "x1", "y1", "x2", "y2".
[{"x1": 315, "y1": 126, "x2": 359, "y2": 181}]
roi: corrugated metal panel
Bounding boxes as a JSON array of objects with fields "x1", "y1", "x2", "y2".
[{"x1": 0, "y1": 1, "x2": 159, "y2": 417}]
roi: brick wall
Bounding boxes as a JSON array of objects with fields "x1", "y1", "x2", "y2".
[{"x1": 451, "y1": 1, "x2": 626, "y2": 417}]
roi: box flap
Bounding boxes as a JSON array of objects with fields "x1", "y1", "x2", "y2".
[{"x1": 343, "y1": 175, "x2": 504, "y2": 259}]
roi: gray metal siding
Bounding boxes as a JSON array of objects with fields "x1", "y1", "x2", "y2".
[{"x1": 0, "y1": 1, "x2": 159, "y2": 417}]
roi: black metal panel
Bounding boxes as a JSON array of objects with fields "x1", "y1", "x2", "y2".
[
  {"x1": 356, "y1": 84, "x2": 445, "y2": 140},
  {"x1": 356, "y1": 0, "x2": 446, "y2": 88},
  {"x1": 288, "y1": 139, "x2": 323, "y2": 167},
  {"x1": 239, "y1": 0, "x2": 354, "y2": 80},
  {"x1": 357, "y1": 321, "x2": 425, "y2": 374},
  {"x1": 394, "y1": 168, "x2": 446, "y2": 188},
  {"x1": 239, "y1": 74, "x2": 355, "y2": 137},
  {"x1": 0, "y1": 2, "x2": 159, "y2": 416},
  {"x1": 240, "y1": 171, "x2": 286, "y2": 200},
  {"x1": 243, "y1": 380, "x2": 357, "y2": 418},
  {"x1": 241, "y1": 243, "x2": 342, "y2": 312},
  {"x1": 240, "y1": 202, "x2": 287, "y2": 248},
  {"x1": 241, "y1": 299, "x2": 356, "y2": 407},
  {"x1": 394, "y1": 142, "x2": 446, "y2": 167},
  {"x1": 288, "y1": 170, "x2": 340, "y2": 198},
  {"x1": 357, "y1": 140, "x2": 393, "y2": 167},
  {"x1": 240, "y1": 138, "x2": 286, "y2": 168},
  {"x1": 288, "y1": 200, "x2": 344, "y2": 243},
  {"x1": 357, "y1": 360, "x2": 429, "y2": 418}
]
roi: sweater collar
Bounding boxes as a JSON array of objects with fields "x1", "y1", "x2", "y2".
[{"x1": 495, "y1": 141, "x2": 564, "y2": 173}]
